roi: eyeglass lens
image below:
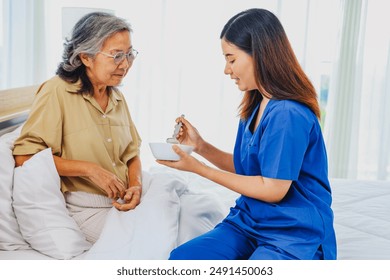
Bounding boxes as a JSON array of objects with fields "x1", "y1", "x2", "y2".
[{"x1": 114, "y1": 50, "x2": 137, "y2": 64}]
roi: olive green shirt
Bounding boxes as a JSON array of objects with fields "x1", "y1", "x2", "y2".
[{"x1": 13, "y1": 76, "x2": 141, "y2": 196}]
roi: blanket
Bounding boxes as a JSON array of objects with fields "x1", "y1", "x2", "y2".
[{"x1": 84, "y1": 167, "x2": 238, "y2": 259}]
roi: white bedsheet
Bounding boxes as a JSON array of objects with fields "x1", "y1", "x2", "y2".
[{"x1": 331, "y1": 178, "x2": 390, "y2": 259}]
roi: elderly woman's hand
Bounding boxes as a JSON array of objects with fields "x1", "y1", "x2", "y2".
[
  {"x1": 112, "y1": 186, "x2": 142, "y2": 211},
  {"x1": 87, "y1": 164, "x2": 127, "y2": 199}
]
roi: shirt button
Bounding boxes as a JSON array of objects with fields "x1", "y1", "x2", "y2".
[
  {"x1": 107, "y1": 138, "x2": 112, "y2": 142},
  {"x1": 112, "y1": 162, "x2": 116, "y2": 167},
  {"x1": 102, "y1": 114, "x2": 107, "y2": 118}
]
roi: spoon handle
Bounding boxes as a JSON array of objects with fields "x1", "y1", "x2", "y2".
[{"x1": 172, "y1": 114, "x2": 185, "y2": 138}]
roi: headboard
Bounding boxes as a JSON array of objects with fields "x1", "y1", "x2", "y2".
[{"x1": 0, "y1": 85, "x2": 39, "y2": 136}]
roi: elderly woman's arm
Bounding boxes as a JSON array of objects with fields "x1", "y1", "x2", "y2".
[
  {"x1": 14, "y1": 154, "x2": 127, "y2": 199},
  {"x1": 127, "y1": 155, "x2": 142, "y2": 187},
  {"x1": 112, "y1": 155, "x2": 142, "y2": 211}
]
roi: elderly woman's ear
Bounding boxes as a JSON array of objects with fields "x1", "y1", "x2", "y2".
[{"x1": 79, "y1": 53, "x2": 92, "y2": 67}]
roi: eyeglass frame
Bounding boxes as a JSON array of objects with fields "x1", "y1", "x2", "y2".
[{"x1": 97, "y1": 49, "x2": 139, "y2": 65}]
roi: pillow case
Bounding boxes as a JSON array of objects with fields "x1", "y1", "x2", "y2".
[
  {"x1": 12, "y1": 148, "x2": 91, "y2": 259},
  {"x1": 177, "y1": 192, "x2": 226, "y2": 246},
  {"x1": 0, "y1": 126, "x2": 30, "y2": 250},
  {"x1": 177, "y1": 174, "x2": 237, "y2": 246}
]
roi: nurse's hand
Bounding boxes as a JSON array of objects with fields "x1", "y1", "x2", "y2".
[
  {"x1": 176, "y1": 117, "x2": 205, "y2": 154},
  {"x1": 157, "y1": 145, "x2": 205, "y2": 174}
]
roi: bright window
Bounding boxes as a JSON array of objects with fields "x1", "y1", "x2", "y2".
[{"x1": 0, "y1": 0, "x2": 3, "y2": 47}]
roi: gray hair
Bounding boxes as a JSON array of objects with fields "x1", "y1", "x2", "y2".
[{"x1": 60, "y1": 12, "x2": 132, "y2": 72}]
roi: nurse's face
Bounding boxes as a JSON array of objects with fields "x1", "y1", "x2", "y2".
[{"x1": 221, "y1": 38, "x2": 257, "y2": 92}]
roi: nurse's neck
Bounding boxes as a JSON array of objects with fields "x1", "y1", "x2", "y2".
[{"x1": 252, "y1": 96, "x2": 270, "y2": 133}]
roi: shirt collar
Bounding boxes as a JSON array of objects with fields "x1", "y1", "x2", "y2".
[
  {"x1": 110, "y1": 88, "x2": 122, "y2": 105},
  {"x1": 65, "y1": 80, "x2": 122, "y2": 103},
  {"x1": 65, "y1": 79, "x2": 82, "y2": 94},
  {"x1": 65, "y1": 80, "x2": 123, "y2": 113}
]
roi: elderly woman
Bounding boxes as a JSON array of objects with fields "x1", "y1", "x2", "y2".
[{"x1": 13, "y1": 12, "x2": 142, "y2": 243}]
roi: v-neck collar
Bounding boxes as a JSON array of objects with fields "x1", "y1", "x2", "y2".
[
  {"x1": 247, "y1": 104, "x2": 260, "y2": 135},
  {"x1": 81, "y1": 89, "x2": 122, "y2": 114},
  {"x1": 245, "y1": 99, "x2": 274, "y2": 136},
  {"x1": 64, "y1": 80, "x2": 123, "y2": 114}
]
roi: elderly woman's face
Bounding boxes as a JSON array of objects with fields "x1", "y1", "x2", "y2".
[{"x1": 84, "y1": 30, "x2": 133, "y2": 88}]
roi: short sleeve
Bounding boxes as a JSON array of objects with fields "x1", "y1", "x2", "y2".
[
  {"x1": 123, "y1": 117, "x2": 142, "y2": 163},
  {"x1": 259, "y1": 103, "x2": 313, "y2": 180},
  {"x1": 120, "y1": 98, "x2": 142, "y2": 164},
  {"x1": 13, "y1": 82, "x2": 63, "y2": 156}
]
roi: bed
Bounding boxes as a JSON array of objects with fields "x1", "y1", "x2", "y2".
[{"x1": 1, "y1": 85, "x2": 390, "y2": 260}]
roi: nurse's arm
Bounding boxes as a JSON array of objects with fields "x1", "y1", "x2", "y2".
[
  {"x1": 158, "y1": 146, "x2": 290, "y2": 203},
  {"x1": 196, "y1": 141, "x2": 235, "y2": 173},
  {"x1": 199, "y1": 165, "x2": 291, "y2": 203}
]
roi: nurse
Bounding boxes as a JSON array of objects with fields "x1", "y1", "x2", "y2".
[{"x1": 158, "y1": 8, "x2": 337, "y2": 260}]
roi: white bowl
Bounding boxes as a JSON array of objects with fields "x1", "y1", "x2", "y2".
[{"x1": 149, "y1": 142, "x2": 194, "y2": 161}]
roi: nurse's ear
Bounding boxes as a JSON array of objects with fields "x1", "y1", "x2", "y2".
[{"x1": 79, "y1": 53, "x2": 94, "y2": 67}]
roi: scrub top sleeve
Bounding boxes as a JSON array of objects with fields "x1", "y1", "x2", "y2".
[
  {"x1": 13, "y1": 83, "x2": 63, "y2": 156},
  {"x1": 259, "y1": 105, "x2": 312, "y2": 180}
]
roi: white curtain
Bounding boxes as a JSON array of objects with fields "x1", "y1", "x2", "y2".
[
  {"x1": 0, "y1": 0, "x2": 46, "y2": 90},
  {"x1": 324, "y1": 0, "x2": 390, "y2": 180}
]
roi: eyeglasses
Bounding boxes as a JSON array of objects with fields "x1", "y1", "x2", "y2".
[{"x1": 98, "y1": 49, "x2": 139, "y2": 65}]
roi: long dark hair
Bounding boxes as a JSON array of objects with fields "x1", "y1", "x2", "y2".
[
  {"x1": 220, "y1": 8, "x2": 320, "y2": 120},
  {"x1": 56, "y1": 12, "x2": 132, "y2": 94}
]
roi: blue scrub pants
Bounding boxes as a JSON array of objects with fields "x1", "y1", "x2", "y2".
[{"x1": 169, "y1": 223, "x2": 323, "y2": 260}]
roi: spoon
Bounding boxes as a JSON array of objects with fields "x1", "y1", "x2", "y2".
[{"x1": 166, "y1": 114, "x2": 185, "y2": 144}]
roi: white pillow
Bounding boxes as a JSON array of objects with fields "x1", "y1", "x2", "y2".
[
  {"x1": 177, "y1": 174, "x2": 237, "y2": 246},
  {"x1": 13, "y1": 148, "x2": 91, "y2": 259},
  {"x1": 177, "y1": 190, "x2": 230, "y2": 245},
  {"x1": 0, "y1": 126, "x2": 30, "y2": 250},
  {"x1": 177, "y1": 192, "x2": 226, "y2": 246},
  {"x1": 0, "y1": 143, "x2": 31, "y2": 250}
]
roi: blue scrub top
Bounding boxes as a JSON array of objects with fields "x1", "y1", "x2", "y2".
[{"x1": 224, "y1": 99, "x2": 337, "y2": 259}]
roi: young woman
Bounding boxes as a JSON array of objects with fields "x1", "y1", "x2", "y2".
[{"x1": 158, "y1": 8, "x2": 336, "y2": 260}]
